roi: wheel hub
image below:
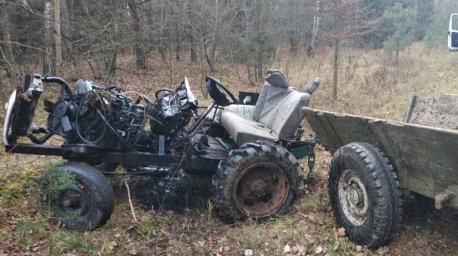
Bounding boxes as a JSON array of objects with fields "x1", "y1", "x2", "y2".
[
  {"x1": 59, "y1": 187, "x2": 90, "y2": 215},
  {"x1": 338, "y1": 169, "x2": 369, "y2": 226},
  {"x1": 249, "y1": 179, "x2": 268, "y2": 195},
  {"x1": 62, "y1": 191, "x2": 82, "y2": 208},
  {"x1": 233, "y1": 162, "x2": 289, "y2": 218},
  {"x1": 349, "y1": 186, "x2": 363, "y2": 205}
]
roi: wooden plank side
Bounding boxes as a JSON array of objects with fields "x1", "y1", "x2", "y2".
[
  {"x1": 405, "y1": 94, "x2": 458, "y2": 130},
  {"x1": 321, "y1": 112, "x2": 381, "y2": 148},
  {"x1": 302, "y1": 108, "x2": 381, "y2": 150},
  {"x1": 302, "y1": 108, "x2": 341, "y2": 150},
  {"x1": 370, "y1": 120, "x2": 458, "y2": 197}
]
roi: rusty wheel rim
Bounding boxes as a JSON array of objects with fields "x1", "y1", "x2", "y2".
[{"x1": 233, "y1": 162, "x2": 289, "y2": 218}]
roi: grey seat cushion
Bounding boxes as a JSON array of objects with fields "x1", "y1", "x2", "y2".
[
  {"x1": 220, "y1": 70, "x2": 310, "y2": 145},
  {"x1": 220, "y1": 111, "x2": 277, "y2": 145},
  {"x1": 223, "y1": 104, "x2": 255, "y2": 119}
]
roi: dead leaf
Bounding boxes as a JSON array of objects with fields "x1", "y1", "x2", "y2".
[
  {"x1": 315, "y1": 245, "x2": 323, "y2": 254},
  {"x1": 244, "y1": 249, "x2": 253, "y2": 256},
  {"x1": 376, "y1": 246, "x2": 389, "y2": 255},
  {"x1": 292, "y1": 244, "x2": 306, "y2": 256},
  {"x1": 108, "y1": 241, "x2": 117, "y2": 250},
  {"x1": 337, "y1": 227, "x2": 346, "y2": 237},
  {"x1": 306, "y1": 214, "x2": 324, "y2": 226},
  {"x1": 193, "y1": 240, "x2": 206, "y2": 247},
  {"x1": 305, "y1": 234, "x2": 315, "y2": 243},
  {"x1": 284, "y1": 244, "x2": 291, "y2": 254}
]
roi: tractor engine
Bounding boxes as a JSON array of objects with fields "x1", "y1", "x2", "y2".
[{"x1": 45, "y1": 79, "x2": 190, "y2": 154}]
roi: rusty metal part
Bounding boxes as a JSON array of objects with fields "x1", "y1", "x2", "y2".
[{"x1": 233, "y1": 162, "x2": 289, "y2": 218}]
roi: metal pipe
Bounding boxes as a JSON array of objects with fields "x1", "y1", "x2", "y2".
[{"x1": 43, "y1": 76, "x2": 72, "y2": 95}]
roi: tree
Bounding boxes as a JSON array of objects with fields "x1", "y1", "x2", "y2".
[
  {"x1": 412, "y1": 0, "x2": 434, "y2": 41},
  {"x1": 307, "y1": 0, "x2": 321, "y2": 57},
  {"x1": 383, "y1": 3, "x2": 417, "y2": 66},
  {"x1": 54, "y1": 0, "x2": 62, "y2": 71},
  {"x1": 321, "y1": 0, "x2": 380, "y2": 99},
  {"x1": 43, "y1": 1, "x2": 55, "y2": 76},
  {"x1": 128, "y1": 0, "x2": 147, "y2": 68},
  {"x1": 0, "y1": 2, "x2": 17, "y2": 88}
]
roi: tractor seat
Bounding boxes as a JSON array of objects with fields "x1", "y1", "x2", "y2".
[{"x1": 221, "y1": 71, "x2": 310, "y2": 145}]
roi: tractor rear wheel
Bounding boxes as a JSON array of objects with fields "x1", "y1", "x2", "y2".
[{"x1": 212, "y1": 141, "x2": 304, "y2": 223}]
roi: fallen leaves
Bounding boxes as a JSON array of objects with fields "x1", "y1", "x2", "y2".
[
  {"x1": 299, "y1": 213, "x2": 325, "y2": 226},
  {"x1": 284, "y1": 244, "x2": 291, "y2": 254},
  {"x1": 337, "y1": 227, "x2": 346, "y2": 238},
  {"x1": 315, "y1": 245, "x2": 323, "y2": 254},
  {"x1": 283, "y1": 244, "x2": 306, "y2": 256},
  {"x1": 244, "y1": 248, "x2": 253, "y2": 256}
]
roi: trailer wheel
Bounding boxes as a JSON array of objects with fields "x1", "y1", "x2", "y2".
[
  {"x1": 212, "y1": 141, "x2": 304, "y2": 223},
  {"x1": 38, "y1": 162, "x2": 115, "y2": 231},
  {"x1": 329, "y1": 142, "x2": 402, "y2": 248}
]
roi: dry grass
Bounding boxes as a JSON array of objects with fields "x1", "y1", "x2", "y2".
[{"x1": 0, "y1": 42, "x2": 457, "y2": 255}]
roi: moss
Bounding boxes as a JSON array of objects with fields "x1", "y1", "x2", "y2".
[{"x1": 0, "y1": 167, "x2": 40, "y2": 205}]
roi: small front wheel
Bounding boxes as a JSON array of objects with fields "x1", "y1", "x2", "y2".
[
  {"x1": 38, "y1": 162, "x2": 115, "y2": 231},
  {"x1": 329, "y1": 142, "x2": 402, "y2": 248}
]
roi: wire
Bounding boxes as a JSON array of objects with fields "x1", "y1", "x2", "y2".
[{"x1": 74, "y1": 91, "x2": 108, "y2": 145}]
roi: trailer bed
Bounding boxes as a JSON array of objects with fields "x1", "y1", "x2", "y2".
[{"x1": 302, "y1": 96, "x2": 458, "y2": 209}]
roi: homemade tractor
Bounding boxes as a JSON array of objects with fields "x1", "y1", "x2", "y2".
[{"x1": 3, "y1": 70, "x2": 319, "y2": 231}]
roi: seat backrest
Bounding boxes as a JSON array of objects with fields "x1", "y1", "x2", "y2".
[
  {"x1": 252, "y1": 71, "x2": 291, "y2": 121},
  {"x1": 252, "y1": 83, "x2": 291, "y2": 121},
  {"x1": 252, "y1": 70, "x2": 310, "y2": 140},
  {"x1": 259, "y1": 90, "x2": 309, "y2": 139}
]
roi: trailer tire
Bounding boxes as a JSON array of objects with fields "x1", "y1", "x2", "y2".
[
  {"x1": 329, "y1": 142, "x2": 402, "y2": 248},
  {"x1": 38, "y1": 162, "x2": 115, "y2": 231},
  {"x1": 212, "y1": 141, "x2": 304, "y2": 223}
]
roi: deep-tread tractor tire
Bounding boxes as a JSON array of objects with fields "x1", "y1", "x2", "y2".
[
  {"x1": 38, "y1": 162, "x2": 115, "y2": 231},
  {"x1": 212, "y1": 141, "x2": 305, "y2": 223},
  {"x1": 329, "y1": 142, "x2": 402, "y2": 248}
]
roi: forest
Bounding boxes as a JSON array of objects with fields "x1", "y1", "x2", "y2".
[
  {"x1": 0, "y1": 0, "x2": 455, "y2": 92},
  {"x1": 0, "y1": 0, "x2": 458, "y2": 255}
]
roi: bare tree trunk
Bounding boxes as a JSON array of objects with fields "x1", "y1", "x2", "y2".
[
  {"x1": 175, "y1": 27, "x2": 181, "y2": 61},
  {"x1": 128, "y1": 0, "x2": 146, "y2": 68},
  {"x1": 203, "y1": 43, "x2": 215, "y2": 72},
  {"x1": 186, "y1": 2, "x2": 197, "y2": 63},
  {"x1": 307, "y1": 0, "x2": 321, "y2": 57},
  {"x1": 54, "y1": 0, "x2": 62, "y2": 72},
  {"x1": 43, "y1": 1, "x2": 55, "y2": 76},
  {"x1": 190, "y1": 37, "x2": 197, "y2": 63},
  {"x1": 60, "y1": 0, "x2": 72, "y2": 60},
  {"x1": 332, "y1": 39, "x2": 340, "y2": 100},
  {"x1": 0, "y1": 4, "x2": 17, "y2": 88}
]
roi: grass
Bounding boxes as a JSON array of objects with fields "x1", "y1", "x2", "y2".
[{"x1": 0, "y1": 42, "x2": 457, "y2": 255}]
